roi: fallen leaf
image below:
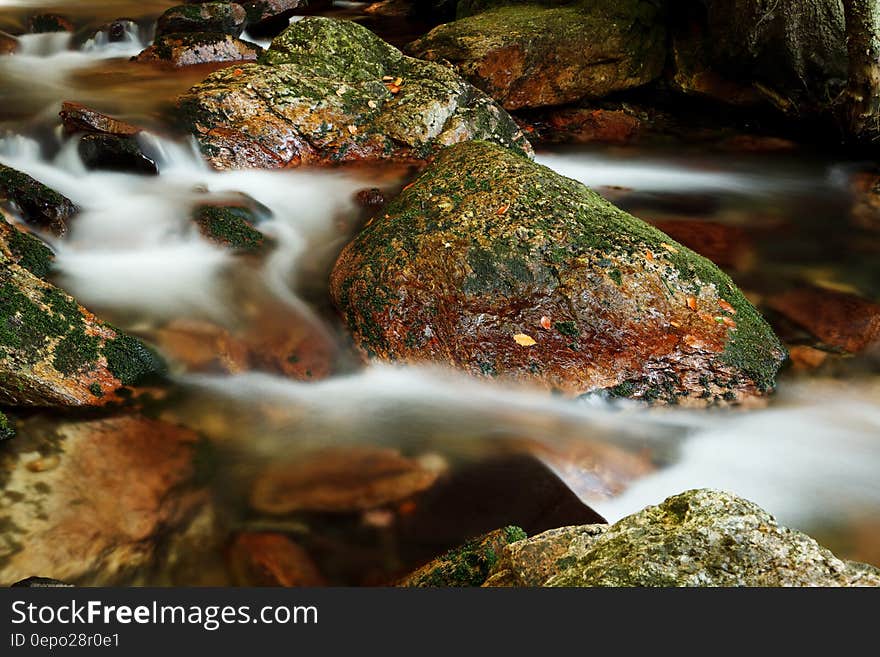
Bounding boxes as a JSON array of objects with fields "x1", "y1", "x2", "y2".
[
  {"x1": 394, "y1": 77, "x2": 403, "y2": 87},
  {"x1": 347, "y1": 124, "x2": 358, "y2": 135},
  {"x1": 718, "y1": 298, "x2": 736, "y2": 314},
  {"x1": 389, "y1": 85, "x2": 401, "y2": 94},
  {"x1": 645, "y1": 250, "x2": 654, "y2": 261},
  {"x1": 722, "y1": 316, "x2": 737, "y2": 328},
  {"x1": 686, "y1": 296, "x2": 697, "y2": 311},
  {"x1": 402, "y1": 182, "x2": 415, "y2": 191},
  {"x1": 336, "y1": 85, "x2": 347, "y2": 96},
  {"x1": 514, "y1": 333, "x2": 537, "y2": 346},
  {"x1": 233, "y1": 68, "x2": 244, "y2": 77},
  {"x1": 540, "y1": 316, "x2": 552, "y2": 330},
  {"x1": 367, "y1": 100, "x2": 378, "y2": 109},
  {"x1": 660, "y1": 243, "x2": 678, "y2": 254},
  {"x1": 496, "y1": 203, "x2": 510, "y2": 215},
  {"x1": 382, "y1": 75, "x2": 394, "y2": 81}
]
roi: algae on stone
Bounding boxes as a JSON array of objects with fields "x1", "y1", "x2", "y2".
[
  {"x1": 330, "y1": 140, "x2": 785, "y2": 405},
  {"x1": 492, "y1": 490, "x2": 880, "y2": 587},
  {"x1": 0, "y1": 254, "x2": 164, "y2": 407}
]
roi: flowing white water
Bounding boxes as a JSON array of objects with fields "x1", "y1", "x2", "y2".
[{"x1": 0, "y1": 132, "x2": 381, "y2": 324}]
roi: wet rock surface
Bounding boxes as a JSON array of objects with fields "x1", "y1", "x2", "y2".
[
  {"x1": 0, "y1": 213, "x2": 54, "y2": 280},
  {"x1": 0, "y1": 415, "x2": 208, "y2": 585},
  {"x1": 408, "y1": 0, "x2": 665, "y2": 110},
  {"x1": 156, "y1": 3, "x2": 248, "y2": 39},
  {"x1": 0, "y1": 164, "x2": 77, "y2": 237},
  {"x1": 0, "y1": 254, "x2": 164, "y2": 407},
  {"x1": 135, "y1": 32, "x2": 262, "y2": 67},
  {"x1": 331, "y1": 140, "x2": 785, "y2": 405},
  {"x1": 176, "y1": 17, "x2": 531, "y2": 169},
  {"x1": 192, "y1": 203, "x2": 265, "y2": 251},
  {"x1": 484, "y1": 489, "x2": 880, "y2": 587},
  {"x1": 78, "y1": 134, "x2": 159, "y2": 175},
  {"x1": 60, "y1": 101, "x2": 142, "y2": 137}
]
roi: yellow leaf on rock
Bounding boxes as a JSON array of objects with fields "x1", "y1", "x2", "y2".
[{"x1": 514, "y1": 333, "x2": 537, "y2": 346}]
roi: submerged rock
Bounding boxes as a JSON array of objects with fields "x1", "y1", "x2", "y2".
[
  {"x1": 518, "y1": 107, "x2": 642, "y2": 145},
  {"x1": 0, "y1": 164, "x2": 77, "y2": 236},
  {"x1": 250, "y1": 446, "x2": 440, "y2": 514},
  {"x1": 176, "y1": 17, "x2": 531, "y2": 169},
  {"x1": 227, "y1": 533, "x2": 325, "y2": 586},
  {"x1": 399, "y1": 526, "x2": 526, "y2": 587},
  {"x1": 408, "y1": 1, "x2": 665, "y2": 110},
  {"x1": 485, "y1": 489, "x2": 880, "y2": 587},
  {"x1": 767, "y1": 286, "x2": 880, "y2": 354},
  {"x1": 0, "y1": 415, "x2": 208, "y2": 585},
  {"x1": 135, "y1": 32, "x2": 261, "y2": 67},
  {"x1": 330, "y1": 141, "x2": 785, "y2": 405},
  {"x1": 156, "y1": 3, "x2": 248, "y2": 39},
  {"x1": 0, "y1": 255, "x2": 164, "y2": 407}
]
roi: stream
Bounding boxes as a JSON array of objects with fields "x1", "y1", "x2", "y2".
[{"x1": 1, "y1": 0, "x2": 879, "y2": 584}]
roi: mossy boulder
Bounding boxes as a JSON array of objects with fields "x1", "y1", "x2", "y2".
[
  {"x1": 134, "y1": 32, "x2": 261, "y2": 68},
  {"x1": 330, "y1": 141, "x2": 785, "y2": 405},
  {"x1": 456, "y1": 0, "x2": 575, "y2": 19},
  {"x1": 408, "y1": 0, "x2": 666, "y2": 110},
  {"x1": 485, "y1": 490, "x2": 880, "y2": 587},
  {"x1": 398, "y1": 526, "x2": 527, "y2": 587},
  {"x1": 156, "y1": 3, "x2": 248, "y2": 39},
  {"x1": 0, "y1": 255, "x2": 164, "y2": 407},
  {"x1": 0, "y1": 164, "x2": 77, "y2": 237},
  {"x1": 176, "y1": 17, "x2": 531, "y2": 169},
  {"x1": 192, "y1": 204, "x2": 265, "y2": 251},
  {"x1": 0, "y1": 214, "x2": 54, "y2": 280}
]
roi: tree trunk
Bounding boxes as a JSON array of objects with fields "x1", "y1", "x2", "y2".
[{"x1": 843, "y1": 0, "x2": 880, "y2": 141}]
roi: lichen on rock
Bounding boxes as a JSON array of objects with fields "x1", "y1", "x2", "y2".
[
  {"x1": 330, "y1": 140, "x2": 785, "y2": 405},
  {"x1": 0, "y1": 254, "x2": 164, "y2": 407},
  {"x1": 175, "y1": 17, "x2": 531, "y2": 169},
  {"x1": 483, "y1": 489, "x2": 880, "y2": 587}
]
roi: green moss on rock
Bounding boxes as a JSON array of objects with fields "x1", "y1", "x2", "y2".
[
  {"x1": 192, "y1": 205, "x2": 265, "y2": 251},
  {"x1": 330, "y1": 140, "x2": 785, "y2": 404},
  {"x1": 0, "y1": 217, "x2": 54, "y2": 279}
]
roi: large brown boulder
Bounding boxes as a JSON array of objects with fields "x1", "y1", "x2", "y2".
[
  {"x1": 330, "y1": 141, "x2": 785, "y2": 405},
  {"x1": 175, "y1": 17, "x2": 531, "y2": 169},
  {"x1": 408, "y1": 0, "x2": 666, "y2": 110},
  {"x1": 156, "y1": 3, "x2": 248, "y2": 39},
  {"x1": 134, "y1": 32, "x2": 261, "y2": 67}
]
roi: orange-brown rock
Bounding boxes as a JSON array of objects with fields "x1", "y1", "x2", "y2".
[
  {"x1": 59, "y1": 101, "x2": 142, "y2": 137},
  {"x1": 227, "y1": 533, "x2": 325, "y2": 586},
  {"x1": 519, "y1": 108, "x2": 641, "y2": 145},
  {"x1": 0, "y1": 415, "x2": 207, "y2": 585},
  {"x1": 648, "y1": 219, "x2": 755, "y2": 272},
  {"x1": 250, "y1": 446, "x2": 440, "y2": 514},
  {"x1": 331, "y1": 141, "x2": 785, "y2": 405},
  {"x1": 767, "y1": 286, "x2": 880, "y2": 354}
]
